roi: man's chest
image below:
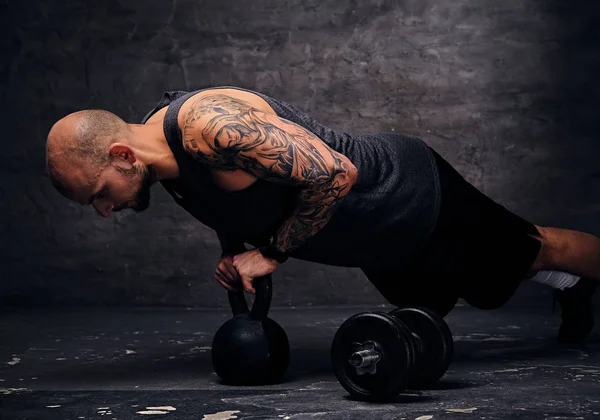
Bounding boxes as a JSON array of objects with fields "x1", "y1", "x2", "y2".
[{"x1": 209, "y1": 168, "x2": 258, "y2": 192}]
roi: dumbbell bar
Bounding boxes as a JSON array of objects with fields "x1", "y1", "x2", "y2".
[{"x1": 331, "y1": 306, "x2": 454, "y2": 401}]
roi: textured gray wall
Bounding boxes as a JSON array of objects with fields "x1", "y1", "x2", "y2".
[{"x1": 2, "y1": 0, "x2": 600, "y2": 307}]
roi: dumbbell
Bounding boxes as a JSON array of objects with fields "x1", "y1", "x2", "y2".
[{"x1": 330, "y1": 306, "x2": 454, "y2": 401}]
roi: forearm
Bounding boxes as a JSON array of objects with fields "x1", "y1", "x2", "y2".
[{"x1": 274, "y1": 171, "x2": 356, "y2": 253}]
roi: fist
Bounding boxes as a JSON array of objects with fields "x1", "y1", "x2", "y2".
[
  {"x1": 232, "y1": 248, "x2": 279, "y2": 294},
  {"x1": 214, "y1": 255, "x2": 242, "y2": 292}
]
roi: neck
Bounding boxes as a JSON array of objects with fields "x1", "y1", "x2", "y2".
[{"x1": 127, "y1": 123, "x2": 179, "y2": 181}]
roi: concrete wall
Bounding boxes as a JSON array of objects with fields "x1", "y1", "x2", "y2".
[{"x1": 2, "y1": 0, "x2": 600, "y2": 307}]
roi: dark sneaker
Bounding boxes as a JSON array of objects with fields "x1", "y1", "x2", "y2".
[{"x1": 554, "y1": 277, "x2": 597, "y2": 344}]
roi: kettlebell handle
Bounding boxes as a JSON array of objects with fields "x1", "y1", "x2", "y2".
[
  {"x1": 228, "y1": 275, "x2": 272, "y2": 320},
  {"x1": 222, "y1": 244, "x2": 272, "y2": 321}
]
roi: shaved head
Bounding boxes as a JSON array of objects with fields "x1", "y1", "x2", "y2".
[
  {"x1": 46, "y1": 109, "x2": 154, "y2": 216},
  {"x1": 46, "y1": 109, "x2": 131, "y2": 200}
]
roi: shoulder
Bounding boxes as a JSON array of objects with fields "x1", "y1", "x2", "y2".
[
  {"x1": 176, "y1": 87, "x2": 277, "y2": 129},
  {"x1": 176, "y1": 88, "x2": 280, "y2": 159}
]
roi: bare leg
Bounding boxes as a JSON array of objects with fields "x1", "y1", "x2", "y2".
[
  {"x1": 528, "y1": 225, "x2": 599, "y2": 344},
  {"x1": 527, "y1": 225, "x2": 600, "y2": 280}
]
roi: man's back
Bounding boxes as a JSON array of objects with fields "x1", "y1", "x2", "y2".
[{"x1": 142, "y1": 86, "x2": 441, "y2": 268}]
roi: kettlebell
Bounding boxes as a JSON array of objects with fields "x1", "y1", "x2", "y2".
[{"x1": 211, "y1": 274, "x2": 290, "y2": 385}]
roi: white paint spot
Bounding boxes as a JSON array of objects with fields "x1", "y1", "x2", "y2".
[
  {"x1": 136, "y1": 406, "x2": 177, "y2": 415},
  {"x1": 186, "y1": 346, "x2": 211, "y2": 353},
  {"x1": 446, "y1": 408, "x2": 478, "y2": 413},
  {"x1": 98, "y1": 407, "x2": 110, "y2": 410},
  {"x1": 126, "y1": 350, "x2": 137, "y2": 355},
  {"x1": 202, "y1": 410, "x2": 241, "y2": 420},
  {"x1": 415, "y1": 416, "x2": 433, "y2": 420},
  {"x1": 137, "y1": 410, "x2": 169, "y2": 415},
  {"x1": 56, "y1": 358, "x2": 67, "y2": 361},
  {"x1": 46, "y1": 405, "x2": 62, "y2": 408},
  {"x1": 7, "y1": 357, "x2": 21, "y2": 365},
  {"x1": 1, "y1": 388, "x2": 28, "y2": 395}
]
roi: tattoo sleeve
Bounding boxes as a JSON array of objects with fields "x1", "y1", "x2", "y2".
[{"x1": 182, "y1": 94, "x2": 358, "y2": 254}]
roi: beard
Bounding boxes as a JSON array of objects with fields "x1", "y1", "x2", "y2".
[
  {"x1": 131, "y1": 165, "x2": 155, "y2": 212},
  {"x1": 116, "y1": 163, "x2": 155, "y2": 213}
]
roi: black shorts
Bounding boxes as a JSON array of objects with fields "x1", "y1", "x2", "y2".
[{"x1": 362, "y1": 147, "x2": 542, "y2": 314}]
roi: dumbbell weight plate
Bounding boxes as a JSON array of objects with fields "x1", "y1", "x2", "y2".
[
  {"x1": 390, "y1": 306, "x2": 454, "y2": 389},
  {"x1": 331, "y1": 312, "x2": 415, "y2": 401}
]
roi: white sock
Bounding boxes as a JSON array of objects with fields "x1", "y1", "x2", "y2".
[{"x1": 527, "y1": 270, "x2": 580, "y2": 290}]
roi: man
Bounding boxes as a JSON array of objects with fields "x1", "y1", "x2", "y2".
[{"x1": 46, "y1": 86, "x2": 599, "y2": 344}]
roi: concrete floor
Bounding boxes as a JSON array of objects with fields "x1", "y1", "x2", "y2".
[{"x1": 2, "y1": 303, "x2": 600, "y2": 419}]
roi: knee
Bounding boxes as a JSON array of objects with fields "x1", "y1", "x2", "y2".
[
  {"x1": 462, "y1": 284, "x2": 518, "y2": 310},
  {"x1": 463, "y1": 297, "x2": 505, "y2": 310}
]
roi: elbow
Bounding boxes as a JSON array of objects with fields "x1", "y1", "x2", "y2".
[
  {"x1": 327, "y1": 163, "x2": 357, "y2": 195},
  {"x1": 344, "y1": 161, "x2": 358, "y2": 187}
]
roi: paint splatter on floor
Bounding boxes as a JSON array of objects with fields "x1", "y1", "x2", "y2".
[
  {"x1": 446, "y1": 408, "x2": 478, "y2": 413},
  {"x1": 137, "y1": 406, "x2": 177, "y2": 415},
  {"x1": 202, "y1": 410, "x2": 241, "y2": 420}
]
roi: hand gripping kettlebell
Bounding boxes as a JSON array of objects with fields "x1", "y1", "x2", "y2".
[{"x1": 211, "y1": 274, "x2": 290, "y2": 385}]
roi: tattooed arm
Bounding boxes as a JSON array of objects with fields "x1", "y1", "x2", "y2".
[{"x1": 182, "y1": 93, "x2": 358, "y2": 255}]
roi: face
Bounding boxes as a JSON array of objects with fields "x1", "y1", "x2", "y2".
[{"x1": 87, "y1": 162, "x2": 155, "y2": 217}]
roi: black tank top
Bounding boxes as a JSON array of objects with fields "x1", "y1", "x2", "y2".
[{"x1": 141, "y1": 86, "x2": 441, "y2": 268}]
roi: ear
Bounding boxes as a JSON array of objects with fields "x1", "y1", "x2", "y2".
[{"x1": 108, "y1": 143, "x2": 136, "y2": 165}]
